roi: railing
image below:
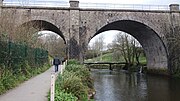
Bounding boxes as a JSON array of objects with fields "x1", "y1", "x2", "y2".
[
  {"x1": 80, "y1": 3, "x2": 169, "y2": 10},
  {"x1": 3, "y1": 0, "x2": 70, "y2": 7},
  {"x1": 3, "y1": 1, "x2": 169, "y2": 10}
]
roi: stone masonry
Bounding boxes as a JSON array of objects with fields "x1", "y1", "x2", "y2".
[{"x1": 0, "y1": 0, "x2": 180, "y2": 74}]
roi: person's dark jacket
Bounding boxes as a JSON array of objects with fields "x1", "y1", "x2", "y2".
[{"x1": 53, "y1": 58, "x2": 61, "y2": 65}]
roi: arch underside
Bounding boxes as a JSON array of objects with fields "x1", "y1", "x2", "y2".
[
  {"x1": 95, "y1": 20, "x2": 168, "y2": 70},
  {"x1": 21, "y1": 20, "x2": 66, "y2": 43}
]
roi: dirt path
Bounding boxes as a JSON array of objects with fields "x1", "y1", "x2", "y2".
[{"x1": 0, "y1": 66, "x2": 59, "y2": 101}]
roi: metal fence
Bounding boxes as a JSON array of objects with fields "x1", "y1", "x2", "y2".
[
  {"x1": 3, "y1": 0, "x2": 170, "y2": 10},
  {"x1": 80, "y1": 3, "x2": 169, "y2": 10},
  {"x1": 0, "y1": 41, "x2": 48, "y2": 68},
  {"x1": 3, "y1": 0, "x2": 70, "y2": 7}
]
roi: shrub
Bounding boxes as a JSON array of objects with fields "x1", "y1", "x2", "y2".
[
  {"x1": 0, "y1": 80, "x2": 5, "y2": 94},
  {"x1": 54, "y1": 89, "x2": 78, "y2": 101},
  {"x1": 67, "y1": 59, "x2": 80, "y2": 65},
  {"x1": 1, "y1": 69, "x2": 17, "y2": 90},
  {"x1": 59, "y1": 70, "x2": 88, "y2": 100},
  {"x1": 53, "y1": 59, "x2": 94, "y2": 101},
  {"x1": 0, "y1": 62, "x2": 50, "y2": 95},
  {"x1": 65, "y1": 64, "x2": 93, "y2": 89},
  {"x1": 65, "y1": 64, "x2": 90, "y2": 77}
]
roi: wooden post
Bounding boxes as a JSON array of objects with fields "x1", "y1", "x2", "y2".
[
  {"x1": 60, "y1": 65, "x2": 63, "y2": 74},
  {"x1": 50, "y1": 74, "x2": 55, "y2": 101},
  {"x1": 109, "y1": 64, "x2": 113, "y2": 71}
]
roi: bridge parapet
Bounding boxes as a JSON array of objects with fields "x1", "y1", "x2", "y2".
[
  {"x1": 80, "y1": 3, "x2": 169, "y2": 10},
  {"x1": 69, "y1": 0, "x2": 79, "y2": 8},
  {"x1": 2, "y1": 0, "x2": 177, "y2": 11},
  {"x1": 169, "y1": 4, "x2": 179, "y2": 12},
  {"x1": 0, "y1": 0, "x2": 2, "y2": 6}
]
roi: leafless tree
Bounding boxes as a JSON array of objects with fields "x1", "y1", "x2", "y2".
[
  {"x1": 112, "y1": 32, "x2": 141, "y2": 66},
  {"x1": 0, "y1": 9, "x2": 42, "y2": 48},
  {"x1": 89, "y1": 34, "x2": 105, "y2": 61},
  {"x1": 40, "y1": 33, "x2": 66, "y2": 58},
  {"x1": 0, "y1": 8, "x2": 67, "y2": 60}
]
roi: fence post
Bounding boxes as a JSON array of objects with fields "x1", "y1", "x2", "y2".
[
  {"x1": 8, "y1": 41, "x2": 12, "y2": 67},
  {"x1": 60, "y1": 64, "x2": 63, "y2": 74},
  {"x1": 50, "y1": 60, "x2": 67, "y2": 101},
  {"x1": 50, "y1": 73, "x2": 55, "y2": 101}
]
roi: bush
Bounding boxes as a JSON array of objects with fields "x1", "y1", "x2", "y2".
[
  {"x1": 54, "y1": 89, "x2": 78, "y2": 101},
  {"x1": 53, "y1": 59, "x2": 94, "y2": 101},
  {"x1": 0, "y1": 81, "x2": 5, "y2": 94},
  {"x1": 0, "y1": 61, "x2": 50, "y2": 95},
  {"x1": 65, "y1": 64, "x2": 93, "y2": 88},
  {"x1": 1, "y1": 69, "x2": 17, "y2": 90},
  {"x1": 60, "y1": 70, "x2": 88, "y2": 100},
  {"x1": 67, "y1": 59, "x2": 80, "y2": 65}
]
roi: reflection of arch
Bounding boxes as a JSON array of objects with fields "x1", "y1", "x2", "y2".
[
  {"x1": 94, "y1": 20, "x2": 168, "y2": 70},
  {"x1": 21, "y1": 20, "x2": 66, "y2": 43}
]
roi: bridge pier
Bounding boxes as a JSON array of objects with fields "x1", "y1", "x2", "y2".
[
  {"x1": 169, "y1": 4, "x2": 179, "y2": 11},
  {"x1": 69, "y1": 0, "x2": 79, "y2": 8},
  {"x1": 146, "y1": 4, "x2": 180, "y2": 75},
  {"x1": 68, "y1": 0, "x2": 81, "y2": 60},
  {"x1": 109, "y1": 64, "x2": 113, "y2": 71},
  {"x1": 0, "y1": 0, "x2": 2, "y2": 6},
  {"x1": 0, "y1": 0, "x2": 3, "y2": 16},
  {"x1": 167, "y1": 4, "x2": 180, "y2": 75},
  {"x1": 68, "y1": 0, "x2": 85, "y2": 63}
]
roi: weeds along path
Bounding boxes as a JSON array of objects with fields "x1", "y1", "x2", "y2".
[{"x1": 0, "y1": 66, "x2": 59, "y2": 101}]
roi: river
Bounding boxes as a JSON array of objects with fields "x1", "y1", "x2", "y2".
[{"x1": 91, "y1": 69, "x2": 180, "y2": 101}]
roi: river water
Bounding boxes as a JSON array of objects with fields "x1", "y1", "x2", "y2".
[{"x1": 91, "y1": 69, "x2": 180, "y2": 101}]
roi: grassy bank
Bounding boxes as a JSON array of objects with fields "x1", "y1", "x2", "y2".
[
  {"x1": 85, "y1": 52, "x2": 146, "y2": 72},
  {"x1": 0, "y1": 61, "x2": 50, "y2": 95},
  {"x1": 50, "y1": 59, "x2": 94, "y2": 101},
  {"x1": 85, "y1": 52, "x2": 146, "y2": 64}
]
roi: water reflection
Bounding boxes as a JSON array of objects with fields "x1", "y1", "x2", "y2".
[
  {"x1": 91, "y1": 69, "x2": 180, "y2": 101},
  {"x1": 147, "y1": 75, "x2": 180, "y2": 101}
]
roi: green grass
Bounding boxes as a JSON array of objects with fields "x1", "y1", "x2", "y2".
[
  {"x1": 85, "y1": 52, "x2": 147, "y2": 64},
  {"x1": 139, "y1": 55, "x2": 147, "y2": 64},
  {"x1": 85, "y1": 53, "x2": 124, "y2": 62}
]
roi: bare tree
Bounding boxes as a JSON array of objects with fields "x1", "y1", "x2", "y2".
[
  {"x1": 0, "y1": 9, "x2": 43, "y2": 48},
  {"x1": 0, "y1": 8, "x2": 67, "y2": 60},
  {"x1": 112, "y1": 32, "x2": 141, "y2": 66},
  {"x1": 90, "y1": 34, "x2": 105, "y2": 61},
  {"x1": 40, "y1": 33, "x2": 66, "y2": 58}
]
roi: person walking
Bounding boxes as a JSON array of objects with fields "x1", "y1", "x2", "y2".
[{"x1": 53, "y1": 57, "x2": 61, "y2": 72}]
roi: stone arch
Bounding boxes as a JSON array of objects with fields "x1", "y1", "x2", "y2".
[
  {"x1": 93, "y1": 20, "x2": 168, "y2": 71},
  {"x1": 20, "y1": 20, "x2": 66, "y2": 43}
]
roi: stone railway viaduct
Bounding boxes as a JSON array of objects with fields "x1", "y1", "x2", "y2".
[{"x1": 0, "y1": 0, "x2": 180, "y2": 75}]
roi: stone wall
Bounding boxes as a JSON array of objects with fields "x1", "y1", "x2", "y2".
[{"x1": 0, "y1": 3, "x2": 180, "y2": 74}]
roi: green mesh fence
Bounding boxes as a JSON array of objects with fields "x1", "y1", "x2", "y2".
[{"x1": 0, "y1": 41, "x2": 48, "y2": 68}]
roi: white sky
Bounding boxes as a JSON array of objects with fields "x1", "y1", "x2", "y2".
[
  {"x1": 5, "y1": 0, "x2": 180, "y2": 5},
  {"x1": 79, "y1": 0, "x2": 180, "y2": 5},
  {"x1": 89, "y1": 30, "x2": 119, "y2": 47}
]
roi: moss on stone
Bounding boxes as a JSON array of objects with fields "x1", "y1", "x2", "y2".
[{"x1": 147, "y1": 68, "x2": 170, "y2": 76}]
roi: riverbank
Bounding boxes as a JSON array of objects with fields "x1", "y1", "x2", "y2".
[{"x1": 49, "y1": 59, "x2": 95, "y2": 101}]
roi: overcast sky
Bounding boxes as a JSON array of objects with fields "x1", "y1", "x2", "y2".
[
  {"x1": 4, "y1": 0, "x2": 180, "y2": 5},
  {"x1": 81, "y1": 0, "x2": 180, "y2": 5}
]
